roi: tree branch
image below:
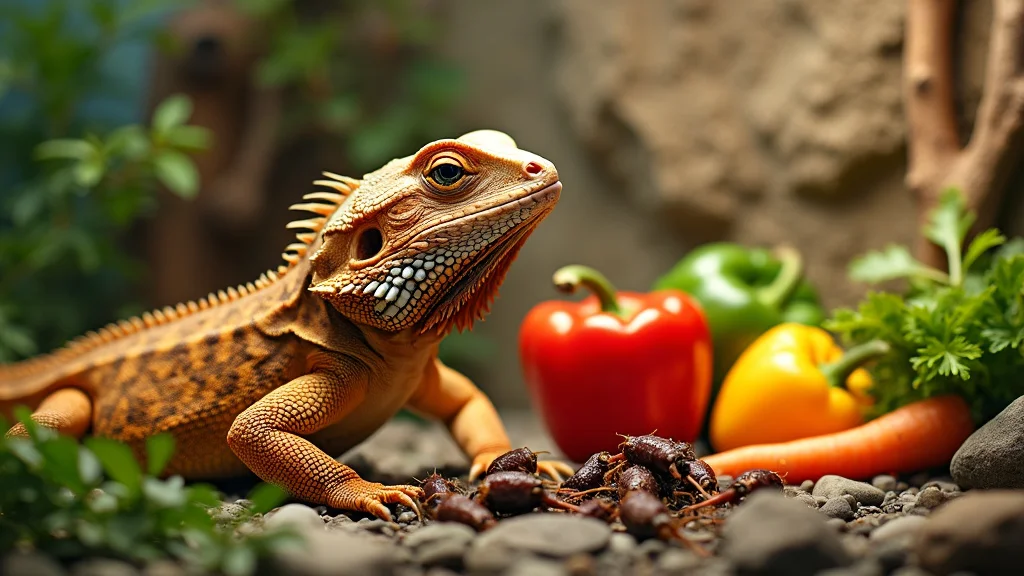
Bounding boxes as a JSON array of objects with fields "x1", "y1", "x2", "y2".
[{"x1": 904, "y1": 0, "x2": 1024, "y2": 268}]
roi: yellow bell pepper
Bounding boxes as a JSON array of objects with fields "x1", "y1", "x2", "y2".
[{"x1": 709, "y1": 323, "x2": 889, "y2": 452}]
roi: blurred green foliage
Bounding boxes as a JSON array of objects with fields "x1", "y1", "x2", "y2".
[
  {"x1": 0, "y1": 0, "x2": 209, "y2": 363},
  {"x1": 0, "y1": 0, "x2": 470, "y2": 364},
  {"x1": 0, "y1": 409, "x2": 298, "y2": 574},
  {"x1": 237, "y1": 0, "x2": 465, "y2": 173}
]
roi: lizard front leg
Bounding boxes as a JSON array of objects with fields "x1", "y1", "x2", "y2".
[
  {"x1": 407, "y1": 358, "x2": 573, "y2": 481},
  {"x1": 227, "y1": 351, "x2": 422, "y2": 520}
]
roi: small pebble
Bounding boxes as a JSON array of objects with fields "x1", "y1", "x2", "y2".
[
  {"x1": 608, "y1": 533, "x2": 638, "y2": 556},
  {"x1": 397, "y1": 511, "x2": 419, "y2": 524},
  {"x1": 871, "y1": 475, "x2": 897, "y2": 492},
  {"x1": 265, "y1": 503, "x2": 325, "y2": 533},
  {"x1": 822, "y1": 497, "x2": 855, "y2": 521},
  {"x1": 842, "y1": 494, "x2": 858, "y2": 510},
  {"x1": 813, "y1": 476, "x2": 885, "y2": 507},
  {"x1": 895, "y1": 482, "x2": 909, "y2": 491},
  {"x1": 656, "y1": 548, "x2": 702, "y2": 573},
  {"x1": 800, "y1": 479, "x2": 815, "y2": 492},
  {"x1": 915, "y1": 486, "x2": 945, "y2": 509}
]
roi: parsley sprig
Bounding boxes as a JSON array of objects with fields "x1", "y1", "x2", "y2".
[{"x1": 826, "y1": 189, "x2": 1024, "y2": 423}]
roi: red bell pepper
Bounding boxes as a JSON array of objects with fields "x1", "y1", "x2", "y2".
[{"x1": 519, "y1": 264, "x2": 713, "y2": 463}]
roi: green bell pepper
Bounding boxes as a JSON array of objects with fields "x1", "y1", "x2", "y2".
[{"x1": 653, "y1": 243, "x2": 825, "y2": 393}]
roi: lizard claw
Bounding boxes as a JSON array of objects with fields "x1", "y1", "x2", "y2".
[
  {"x1": 329, "y1": 479, "x2": 425, "y2": 522},
  {"x1": 537, "y1": 459, "x2": 575, "y2": 483}
]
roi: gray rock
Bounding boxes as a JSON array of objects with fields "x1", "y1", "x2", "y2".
[
  {"x1": 951, "y1": 395, "x2": 1024, "y2": 489},
  {"x1": 2, "y1": 552, "x2": 66, "y2": 576},
  {"x1": 915, "y1": 490, "x2": 1024, "y2": 576},
  {"x1": 463, "y1": 541, "x2": 523, "y2": 574},
  {"x1": 869, "y1": 516, "x2": 927, "y2": 545},
  {"x1": 273, "y1": 529, "x2": 401, "y2": 576},
  {"x1": 915, "y1": 486, "x2": 945, "y2": 510},
  {"x1": 397, "y1": 511, "x2": 418, "y2": 524},
  {"x1": 402, "y1": 523, "x2": 476, "y2": 569},
  {"x1": 472, "y1": 514, "x2": 610, "y2": 558},
  {"x1": 821, "y1": 497, "x2": 855, "y2": 521},
  {"x1": 504, "y1": 558, "x2": 568, "y2": 576},
  {"x1": 799, "y1": 479, "x2": 815, "y2": 492},
  {"x1": 871, "y1": 475, "x2": 897, "y2": 492},
  {"x1": 656, "y1": 548, "x2": 703, "y2": 574},
  {"x1": 72, "y1": 559, "x2": 139, "y2": 576},
  {"x1": 813, "y1": 475, "x2": 885, "y2": 507},
  {"x1": 637, "y1": 538, "x2": 666, "y2": 556},
  {"x1": 720, "y1": 491, "x2": 852, "y2": 576},
  {"x1": 266, "y1": 503, "x2": 325, "y2": 533},
  {"x1": 607, "y1": 532, "x2": 638, "y2": 556}
]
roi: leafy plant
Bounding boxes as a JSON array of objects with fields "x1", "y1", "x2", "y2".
[
  {"x1": 0, "y1": 0, "x2": 210, "y2": 363},
  {"x1": 0, "y1": 409, "x2": 300, "y2": 575},
  {"x1": 826, "y1": 188, "x2": 1024, "y2": 422}
]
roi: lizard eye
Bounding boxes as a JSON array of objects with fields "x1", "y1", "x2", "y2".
[{"x1": 427, "y1": 163, "x2": 465, "y2": 191}]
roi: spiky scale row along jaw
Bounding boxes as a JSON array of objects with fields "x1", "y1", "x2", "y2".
[{"x1": 309, "y1": 130, "x2": 561, "y2": 335}]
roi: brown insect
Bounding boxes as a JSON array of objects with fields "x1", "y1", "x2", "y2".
[
  {"x1": 619, "y1": 490, "x2": 708, "y2": 556},
  {"x1": 560, "y1": 451, "x2": 611, "y2": 493},
  {"x1": 685, "y1": 469, "x2": 784, "y2": 511},
  {"x1": 476, "y1": 471, "x2": 580, "y2": 515},
  {"x1": 616, "y1": 465, "x2": 660, "y2": 500},
  {"x1": 435, "y1": 494, "x2": 497, "y2": 531},
  {"x1": 577, "y1": 497, "x2": 618, "y2": 523},
  {"x1": 485, "y1": 447, "x2": 543, "y2": 476},
  {"x1": 420, "y1": 472, "x2": 460, "y2": 510},
  {"x1": 616, "y1": 434, "x2": 695, "y2": 480}
]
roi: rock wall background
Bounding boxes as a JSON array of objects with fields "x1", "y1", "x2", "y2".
[{"x1": 433, "y1": 0, "x2": 1014, "y2": 408}]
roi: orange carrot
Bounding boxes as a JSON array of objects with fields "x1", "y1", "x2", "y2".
[{"x1": 701, "y1": 395, "x2": 975, "y2": 484}]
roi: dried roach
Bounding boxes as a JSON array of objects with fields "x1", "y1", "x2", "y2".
[
  {"x1": 435, "y1": 494, "x2": 497, "y2": 531},
  {"x1": 616, "y1": 465, "x2": 660, "y2": 500},
  {"x1": 577, "y1": 497, "x2": 617, "y2": 523},
  {"x1": 620, "y1": 490, "x2": 708, "y2": 556},
  {"x1": 617, "y1": 434, "x2": 695, "y2": 480},
  {"x1": 686, "y1": 469, "x2": 784, "y2": 511},
  {"x1": 485, "y1": 447, "x2": 541, "y2": 476},
  {"x1": 560, "y1": 451, "x2": 611, "y2": 492},
  {"x1": 686, "y1": 459, "x2": 719, "y2": 497},
  {"x1": 420, "y1": 472, "x2": 459, "y2": 507},
  {"x1": 476, "y1": 471, "x2": 580, "y2": 516}
]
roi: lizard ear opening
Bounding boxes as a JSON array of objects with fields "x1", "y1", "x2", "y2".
[{"x1": 354, "y1": 226, "x2": 384, "y2": 261}]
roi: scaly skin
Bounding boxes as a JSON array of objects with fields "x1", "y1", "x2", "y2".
[{"x1": 0, "y1": 130, "x2": 569, "y2": 520}]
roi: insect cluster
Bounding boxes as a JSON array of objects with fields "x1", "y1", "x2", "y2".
[{"x1": 418, "y1": 435, "x2": 784, "y2": 553}]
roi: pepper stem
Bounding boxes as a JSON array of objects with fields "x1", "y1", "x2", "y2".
[
  {"x1": 818, "y1": 339, "x2": 892, "y2": 388},
  {"x1": 552, "y1": 265, "x2": 623, "y2": 315},
  {"x1": 757, "y1": 245, "x2": 805, "y2": 309}
]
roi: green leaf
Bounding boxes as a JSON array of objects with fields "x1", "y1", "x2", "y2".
[
  {"x1": 106, "y1": 125, "x2": 150, "y2": 160},
  {"x1": 223, "y1": 545, "x2": 258, "y2": 576},
  {"x1": 962, "y1": 228, "x2": 1006, "y2": 274},
  {"x1": 73, "y1": 157, "x2": 106, "y2": 188},
  {"x1": 848, "y1": 245, "x2": 947, "y2": 284},
  {"x1": 247, "y1": 483, "x2": 288, "y2": 515},
  {"x1": 153, "y1": 94, "x2": 193, "y2": 134},
  {"x1": 146, "y1": 433, "x2": 175, "y2": 476},
  {"x1": 35, "y1": 139, "x2": 93, "y2": 161},
  {"x1": 143, "y1": 476, "x2": 187, "y2": 508},
  {"x1": 153, "y1": 151, "x2": 199, "y2": 199},
  {"x1": 924, "y1": 188, "x2": 973, "y2": 285},
  {"x1": 84, "y1": 437, "x2": 142, "y2": 495},
  {"x1": 165, "y1": 125, "x2": 212, "y2": 151},
  {"x1": 38, "y1": 435, "x2": 85, "y2": 491},
  {"x1": 78, "y1": 447, "x2": 102, "y2": 485}
]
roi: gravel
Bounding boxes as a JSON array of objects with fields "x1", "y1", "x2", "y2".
[{"x1": 7, "y1": 410, "x2": 1020, "y2": 575}]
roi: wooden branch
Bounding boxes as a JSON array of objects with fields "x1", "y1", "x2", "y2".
[{"x1": 904, "y1": 0, "x2": 1024, "y2": 268}]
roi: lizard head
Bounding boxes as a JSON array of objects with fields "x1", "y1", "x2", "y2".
[{"x1": 308, "y1": 130, "x2": 561, "y2": 335}]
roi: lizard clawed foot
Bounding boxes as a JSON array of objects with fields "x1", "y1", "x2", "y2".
[
  {"x1": 328, "y1": 478, "x2": 424, "y2": 522},
  {"x1": 537, "y1": 459, "x2": 575, "y2": 483}
]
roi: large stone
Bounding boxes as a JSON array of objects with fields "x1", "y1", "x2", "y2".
[
  {"x1": 813, "y1": 476, "x2": 885, "y2": 507},
  {"x1": 915, "y1": 490, "x2": 1024, "y2": 575},
  {"x1": 721, "y1": 491, "x2": 853, "y2": 575},
  {"x1": 951, "y1": 394, "x2": 1024, "y2": 489},
  {"x1": 272, "y1": 529, "x2": 403, "y2": 576},
  {"x1": 472, "y1": 514, "x2": 611, "y2": 558}
]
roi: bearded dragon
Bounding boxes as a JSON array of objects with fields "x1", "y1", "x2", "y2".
[{"x1": 0, "y1": 130, "x2": 566, "y2": 520}]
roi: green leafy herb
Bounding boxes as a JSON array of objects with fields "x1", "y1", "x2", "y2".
[
  {"x1": 826, "y1": 188, "x2": 1024, "y2": 422},
  {"x1": 0, "y1": 412, "x2": 299, "y2": 574}
]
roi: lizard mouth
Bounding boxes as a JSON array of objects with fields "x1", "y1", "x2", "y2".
[{"x1": 417, "y1": 182, "x2": 561, "y2": 333}]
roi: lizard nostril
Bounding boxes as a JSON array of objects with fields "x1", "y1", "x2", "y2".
[{"x1": 524, "y1": 162, "x2": 543, "y2": 177}]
